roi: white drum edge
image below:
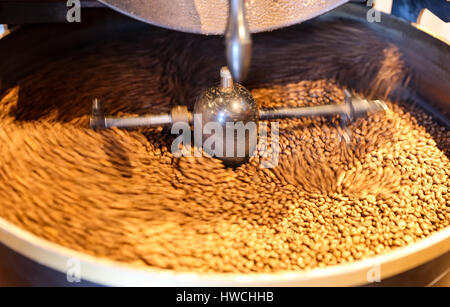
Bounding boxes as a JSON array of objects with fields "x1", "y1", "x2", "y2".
[{"x1": 0, "y1": 216, "x2": 448, "y2": 286}]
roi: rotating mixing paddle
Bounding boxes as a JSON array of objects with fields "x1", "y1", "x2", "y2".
[{"x1": 91, "y1": 67, "x2": 387, "y2": 165}]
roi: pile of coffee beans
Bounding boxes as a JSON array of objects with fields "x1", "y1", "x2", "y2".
[{"x1": 0, "y1": 21, "x2": 448, "y2": 273}]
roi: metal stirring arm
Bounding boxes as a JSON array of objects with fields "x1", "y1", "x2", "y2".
[
  {"x1": 259, "y1": 91, "x2": 388, "y2": 121},
  {"x1": 225, "y1": 0, "x2": 252, "y2": 83},
  {"x1": 90, "y1": 99, "x2": 188, "y2": 130},
  {"x1": 90, "y1": 92, "x2": 387, "y2": 131}
]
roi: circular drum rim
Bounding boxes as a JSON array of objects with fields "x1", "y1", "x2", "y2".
[
  {"x1": 0, "y1": 216, "x2": 448, "y2": 286},
  {"x1": 0, "y1": 4, "x2": 448, "y2": 286}
]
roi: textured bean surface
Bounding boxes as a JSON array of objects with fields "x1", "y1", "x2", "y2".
[{"x1": 0, "y1": 21, "x2": 448, "y2": 273}]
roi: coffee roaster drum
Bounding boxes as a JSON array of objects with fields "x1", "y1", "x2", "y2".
[{"x1": 0, "y1": 4, "x2": 448, "y2": 286}]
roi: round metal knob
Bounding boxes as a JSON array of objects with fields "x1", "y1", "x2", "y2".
[{"x1": 193, "y1": 67, "x2": 258, "y2": 166}]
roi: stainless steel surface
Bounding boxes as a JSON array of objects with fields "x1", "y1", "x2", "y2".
[
  {"x1": 91, "y1": 99, "x2": 173, "y2": 129},
  {"x1": 259, "y1": 95, "x2": 388, "y2": 120},
  {"x1": 193, "y1": 66, "x2": 258, "y2": 165},
  {"x1": 220, "y1": 66, "x2": 234, "y2": 89},
  {"x1": 104, "y1": 114, "x2": 173, "y2": 128},
  {"x1": 0, "y1": 4, "x2": 449, "y2": 286},
  {"x1": 97, "y1": 0, "x2": 350, "y2": 34},
  {"x1": 225, "y1": 0, "x2": 251, "y2": 82}
]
